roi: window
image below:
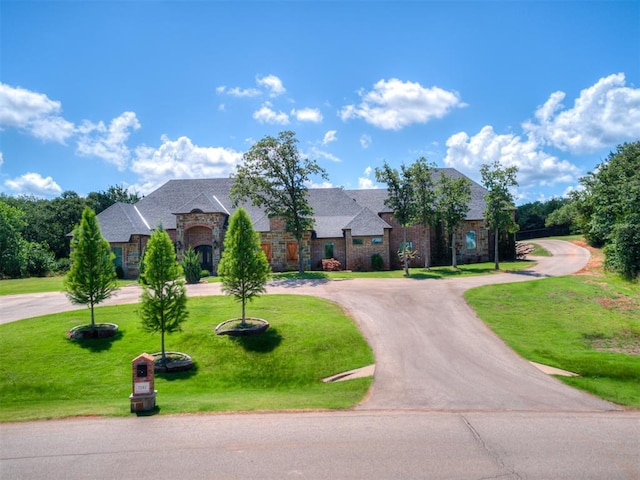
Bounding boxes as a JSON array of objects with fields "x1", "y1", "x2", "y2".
[
  {"x1": 324, "y1": 242, "x2": 334, "y2": 259},
  {"x1": 399, "y1": 241, "x2": 413, "y2": 251},
  {"x1": 126, "y1": 251, "x2": 139, "y2": 265},
  {"x1": 371, "y1": 237, "x2": 383, "y2": 245},
  {"x1": 352, "y1": 238, "x2": 364, "y2": 245},
  {"x1": 261, "y1": 243, "x2": 272, "y2": 260},
  {"x1": 112, "y1": 247, "x2": 123, "y2": 268},
  {"x1": 286, "y1": 242, "x2": 298, "y2": 262},
  {"x1": 465, "y1": 231, "x2": 477, "y2": 250}
]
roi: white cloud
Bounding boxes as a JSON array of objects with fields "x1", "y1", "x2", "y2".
[
  {"x1": 4, "y1": 172, "x2": 62, "y2": 197},
  {"x1": 130, "y1": 135, "x2": 243, "y2": 194},
  {"x1": 339, "y1": 78, "x2": 465, "y2": 130},
  {"x1": 76, "y1": 112, "x2": 140, "y2": 170},
  {"x1": 358, "y1": 166, "x2": 377, "y2": 189},
  {"x1": 0, "y1": 83, "x2": 74, "y2": 143},
  {"x1": 217, "y1": 74, "x2": 286, "y2": 99},
  {"x1": 360, "y1": 134, "x2": 372, "y2": 149},
  {"x1": 252, "y1": 102, "x2": 290, "y2": 125},
  {"x1": 444, "y1": 126, "x2": 581, "y2": 188},
  {"x1": 523, "y1": 73, "x2": 640, "y2": 153},
  {"x1": 305, "y1": 179, "x2": 333, "y2": 189},
  {"x1": 292, "y1": 107, "x2": 323, "y2": 123},
  {"x1": 216, "y1": 85, "x2": 261, "y2": 97},
  {"x1": 323, "y1": 130, "x2": 337, "y2": 144},
  {"x1": 257, "y1": 74, "x2": 286, "y2": 97},
  {"x1": 0, "y1": 151, "x2": 3, "y2": 167},
  {"x1": 308, "y1": 146, "x2": 341, "y2": 163}
]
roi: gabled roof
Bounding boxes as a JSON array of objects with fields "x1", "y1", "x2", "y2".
[
  {"x1": 173, "y1": 192, "x2": 229, "y2": 215},
  {"x1": 96, "y1": 202, "x2": 151, "y2": 242},
  {"x1": 343, "y1": 207, "x2": 390, "y2": 236}
]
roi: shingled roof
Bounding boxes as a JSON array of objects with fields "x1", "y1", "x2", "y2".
[{"x1": 96, "y1": 169, "x2": 486, "y2": 242}]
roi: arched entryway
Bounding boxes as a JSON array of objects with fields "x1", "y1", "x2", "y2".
[{"x1": 194, "y1": 245, "x2": 213, "y2": 272}]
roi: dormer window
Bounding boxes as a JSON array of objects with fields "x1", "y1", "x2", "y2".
[{"x1": 191, "y1": 209, "x2": 203, "y2": 214}]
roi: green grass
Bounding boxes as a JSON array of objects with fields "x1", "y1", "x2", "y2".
[
  {"x1": 0, "y1": 295, "x2": 373, "y2": 422},
  {"x1": 272, "y1": 261, "x2": 533, "y2": 281},
  {"x1": 0, "y1": 261, "x2": 534, "y2": 295},
  {"x1": 0, "y1": 276, "x2": 132, "y2": 296},
  {"x1": 527, "y1": 242, "x2": 552, "y2": 256},
  {"x1": 464, "y1": 272, "x2": 640, "y2": 408}
]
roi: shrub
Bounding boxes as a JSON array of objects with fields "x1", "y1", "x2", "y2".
[
  {"x1": 56, "y1": 257, "x2": 71, "y2": 273},
  {"x1": 201, "y1": 269, "x2": 210, "y2": 277},
  {"x1": 115, "y1": 265, "x2": 125, "y2": 279},
  {"x1": 181, "y1": 247, "x2": 202, "y2": 284},
  {"x1": 25, "y1": 242, "x2": 56, "y2": 277},
  {"x1": 321, "y1": 258, "x2": 341, "y2": 271},
  {"x1": 371, "y1": 253, "x2": 383, "y2": 271}
]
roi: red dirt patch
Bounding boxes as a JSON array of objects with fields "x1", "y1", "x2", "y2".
[{"x1": 572, "y1": 240, "x2": 605, "y2": 276}]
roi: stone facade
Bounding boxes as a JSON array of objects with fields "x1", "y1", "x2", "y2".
[{"x1": 343, "y1": 229, "x2": 391, "y2": 271}]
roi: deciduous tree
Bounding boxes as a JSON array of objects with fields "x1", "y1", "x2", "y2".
[
  {"x1": 139, "y1": 226, "x2": 188, "y2": 365},
  {"x1": 436, "y1": 174, "x2": 471, "y2": 268},
  {"x1": 480, "y1": 160, "x2": 519, "y2": 270},
  {"x1": 218, "y1": 208, "x2": 271, "y2": 326},
  {"x1": 64, "y1": 207, "x2": 118, "y2": 330},
  {"x1": 409, "y1": 157, "x2": 438, "y2": 269},
  {"x1": 230, "y1": 131, "x2": 328, "y2": 273},
  {"x1": 375, "y1": 162, "x2": 416, "y2": 276}
]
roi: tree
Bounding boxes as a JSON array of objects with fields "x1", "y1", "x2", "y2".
[
  {"x1": 64, "y1": 207, "x2": 119, "y2": 331},
  {"x1": 436, "y1": 173, "x2": 471, "y2": 268},
  {"x1": 0, "y1": 201, "x2": 27, "y2": 278},
  {"x1": 230, "y1": 131, "x2": 328, "y2": 273},
  {"x1": 86, "y1": 184, "x2": 141, "y2": 214},
  {"x1": 375, "y1": 162, "x2": 416, "y2": 276},
  {"x1": 139, "y1": 226, "x2": 188, "y2": 364},
  {"x1": 218, "y1": 208, "x2": 271, "y2": 326},
  {"x1": 576, "y1": 141, "x2": 640, "y2": 278},
  {"x1": 480, "y1": 160, "x2": 519, "y2": 270},
  {"x1": 409, "y1": 157, "x2": 438, "y2": 269}
]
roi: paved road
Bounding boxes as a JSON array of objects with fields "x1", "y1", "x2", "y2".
[{"x1": 1, "y1": 240, "x2": 638, "y2": 478}]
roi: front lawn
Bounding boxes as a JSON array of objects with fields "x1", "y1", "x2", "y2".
[{"x1": 0, "y1": 295, "x2": 373, "y2": 422}]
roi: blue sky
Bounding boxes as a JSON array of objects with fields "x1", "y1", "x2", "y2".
[{"x1": 1, "y1": 1, "x2": 639, "y2": 204}]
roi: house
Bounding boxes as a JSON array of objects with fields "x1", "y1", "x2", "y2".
[{"x1": 96, "y1": 169, "x2": 490, "y2": 278}]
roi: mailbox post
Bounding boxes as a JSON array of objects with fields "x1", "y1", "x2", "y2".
[{"x1": 130, "y1": 353, "x2": 156, "y2": 413}]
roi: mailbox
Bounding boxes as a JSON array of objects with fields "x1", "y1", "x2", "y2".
[{"x1": 130, "y1": 353, "x2": 156, "y2": 413}]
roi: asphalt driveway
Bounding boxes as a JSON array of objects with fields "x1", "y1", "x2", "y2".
[{"x1": 0, "y1": 239, "x2": 616, "y2": 412}]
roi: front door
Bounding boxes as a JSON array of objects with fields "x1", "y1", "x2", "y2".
[{"x1": 195, "y1": 245, "x2": 213, "y2": 273}]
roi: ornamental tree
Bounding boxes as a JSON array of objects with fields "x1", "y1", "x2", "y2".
[
  {"x1": 139, "y1": 226, "x2": 188, "y2": 365},
  {"x1": 218, "y1": 208, "x2": 271, "y2": 326},
  {"x1": 64, "y1": 207, "x2": 118, "y2": 331}
]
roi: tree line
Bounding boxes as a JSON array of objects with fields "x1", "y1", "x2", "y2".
[{"x1": 0, "y1": 185, "x2": 140, "y2": 278}]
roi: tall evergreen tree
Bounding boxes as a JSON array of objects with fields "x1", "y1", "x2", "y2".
[
  {"x1": 230, "y1": 131, "x2": 328, "y2": 273},
  {"x1": 436, "y1": 174, "x2": 471, "y2": 268},
  {"x1": 139, "y1": 226, "x2": 188, "y2": 364},
  {"x1": 375, "y1": 162, "x2": 416, "y2": 276},
  {"x1": 480, "y1": 160, "x2": 519, "y2": 270},
  {"x1": 64, "y1": 207, "x2": 118, "y2": 330},
  {"x1": 218, "y1": 208, "x2": 271, "y2": 326}
]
